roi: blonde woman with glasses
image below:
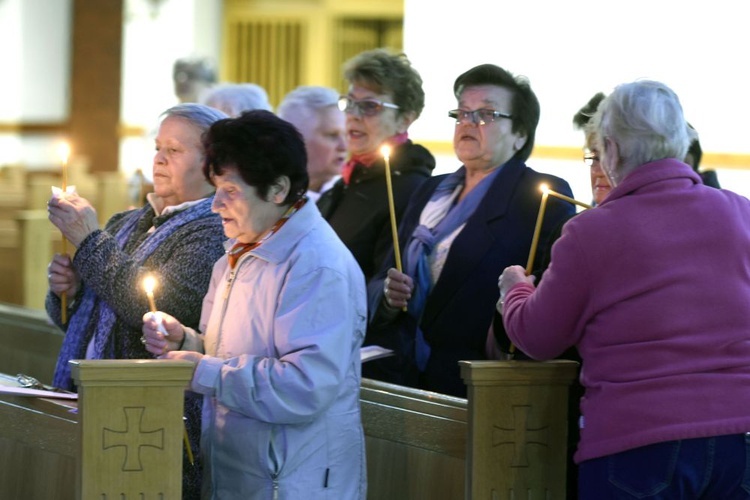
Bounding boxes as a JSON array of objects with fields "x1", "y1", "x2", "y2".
[{"x1": 317, "y1": 48, "x2": 435, "y2": 282}]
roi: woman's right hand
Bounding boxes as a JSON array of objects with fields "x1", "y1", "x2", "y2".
[
  {"x1": 141, "y1": 311, "x2": 185, "y2": 357},
  {"x1": 48, "y1": 253, "x2": 81, "y2": 299},
  {"x1": 383, "y1": 268, "x2": 414, "y2": 310}
]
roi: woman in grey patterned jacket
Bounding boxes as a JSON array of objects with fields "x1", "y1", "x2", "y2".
[{"x1": 45, "y1": 103, "x2": 227, "y2": 499}]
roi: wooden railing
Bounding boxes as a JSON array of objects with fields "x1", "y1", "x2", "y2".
[{"x1": 1, "y1": 303, "x2": 579, "y2": 499}]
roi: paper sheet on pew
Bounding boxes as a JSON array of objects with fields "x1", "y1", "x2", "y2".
[
  {"x1": 360, "y1": 345, "x2": 395, "y2": 363},
  {"x1": 0, "y1": 385, "x2": 78, "y2": 400}
]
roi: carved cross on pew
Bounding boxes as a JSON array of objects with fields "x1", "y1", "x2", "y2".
[
  {"x1": 102, "y1": 406, "x2": 165, "y2": 471},
  {"x1": 492, "y1": 404, "x2": 549, "y2": 467}
]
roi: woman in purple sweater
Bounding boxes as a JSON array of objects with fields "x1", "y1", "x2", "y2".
[{"x1": 499, "y1": 80, "x2": 750, "y2": 499}]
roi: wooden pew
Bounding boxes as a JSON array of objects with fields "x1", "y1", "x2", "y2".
[
  {"x1": 0, "y1": 303, "x2": 579, "y2": 499},
  {"x1": 0, "y1": 303, "x2": 62, "y2": 384},
  {"x1": 0, "y1": 360, "x2": 194, "y2": 499},
  {"x1": 362, "y1": 361, "x2": 578, "y2": 499}
]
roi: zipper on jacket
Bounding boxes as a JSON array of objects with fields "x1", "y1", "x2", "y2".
[
  {"x1": 216, "y1": 265, "x2": 239, "y2": 340},
  {"x1": 272, "y1": 475, "x2": 279, "y2": 500},
  {"x1": 222, "y1": 268, "x2": 237, "y2": 301}
]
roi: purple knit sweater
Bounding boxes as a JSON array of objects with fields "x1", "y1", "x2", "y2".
[{"x1": 504, "y1": 159, "x2": 750, "y2": 463}]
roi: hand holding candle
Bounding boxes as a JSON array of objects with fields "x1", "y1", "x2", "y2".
[
  {"x1": 525, "y1": 184, "x2": 592, "y2": 276},
  {"x1": 510, "y1": 183, "x2": 592, "y2": 354},
  {"x1": 381, "y1": 145, "x2": 408, "y2": 312}
]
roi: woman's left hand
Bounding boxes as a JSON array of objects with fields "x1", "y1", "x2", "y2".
[
  {"x1": 47, "y1": 193, "x2": 99, "y2": 247},
  {"x1": 161, "y1": 350, "x2": 204, "y2": 365},
  {"x1": 497, "y1": 265, "x2": 535, "y2": 312}
]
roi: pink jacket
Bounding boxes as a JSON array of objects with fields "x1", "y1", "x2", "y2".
[{"x1": 504, "y1": 159, "x2": 750, "y2": 462}]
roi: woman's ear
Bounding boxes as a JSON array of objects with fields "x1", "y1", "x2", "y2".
[
  {"x1": 513, "y1": 133, "x2": 527, "y2": 152},
  {"x1": 269, "y1": 176, "x2": 291, "y2": 204}
]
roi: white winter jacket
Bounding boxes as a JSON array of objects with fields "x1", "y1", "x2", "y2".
[{"x1": 183, "y1": 201, "x2": 367, "y2": 499}]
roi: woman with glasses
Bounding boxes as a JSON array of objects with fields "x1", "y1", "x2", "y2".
[
  {"x1": 499, "y1": 80, "x2": 750, "y2": 499},
  {"x1": 366, "y1": 63, "x2": 574, "y2": 397},
  {"x1": 317, "y1": 48, "x2": 435, "y2": 282}
]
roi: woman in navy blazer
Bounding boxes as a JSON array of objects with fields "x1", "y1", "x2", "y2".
[{"x1": 366, "y1": 64, "x2": 575, "y2": 397}]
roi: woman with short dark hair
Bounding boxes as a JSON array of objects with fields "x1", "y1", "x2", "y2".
[{"x1": 142, "y1": 110, "x2": 367, "y2": 500}]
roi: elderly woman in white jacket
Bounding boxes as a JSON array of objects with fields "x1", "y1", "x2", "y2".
[{"x1": 142, "y1": 110, "x2": 367, "y2": 500}]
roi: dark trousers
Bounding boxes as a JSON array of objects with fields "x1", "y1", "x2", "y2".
[{"x1": 579, "y1": 433, "x2": 750, "y2": 499}]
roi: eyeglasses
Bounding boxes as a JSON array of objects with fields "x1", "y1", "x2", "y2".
[
  {"x1": 338, "y1": 96, "x2": 399, "y2": 117},
  {"x1": 583, "y1": 152, "x2": 600, "y2": 167},
  {"x1": 448, "y1": 109, "x2": 513, "y2": 126}
]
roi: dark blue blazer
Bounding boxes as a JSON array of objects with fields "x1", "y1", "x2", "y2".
[{"x1": 366, "y1": 157, "x2": 575, "y2": 397}]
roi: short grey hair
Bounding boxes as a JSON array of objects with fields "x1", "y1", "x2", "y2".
[
  {"x1": 594, "y1": 80, "x2": 691, "y2": 182},
  {"x1": 277, "y1": 86, "x2": 340, "y2": 131},
  {"x1": 161, "y1": 103, "x2": 228, "y2": 134},
  {"x1": 200, "y1": 83, "x2": 272, "y2": 117}
]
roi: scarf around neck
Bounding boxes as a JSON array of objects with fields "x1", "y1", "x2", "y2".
[
  {"x1": 403, "y1": 166, "x2": 501, "y2": 371},
  {"x1": 341, "y1": 132, "x2": 409, "y2": 185}
]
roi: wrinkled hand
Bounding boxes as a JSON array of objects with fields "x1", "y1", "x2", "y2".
[
  {"x1": 497, "y1": 265, "x2": 536, "y2": 313},
  {"x1": 47, "y1": 192, "x2": 99, "y2": 247},
  {"x1": 141, "y1": 311, "x2": 185, "y2": 357},
  {"x1": 48, "y1": 253, "x2": 81, "y2": 298},
  {"x1": 162, "y1": 350, "x2": 204, "y2": 365},
  {"x1": 383, "y1": 268, "x2": 413, "y2": 310}
]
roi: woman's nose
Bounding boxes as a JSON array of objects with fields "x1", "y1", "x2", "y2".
[{"x1": 211, "y1": 192, "x2": 224, "y2": 212}]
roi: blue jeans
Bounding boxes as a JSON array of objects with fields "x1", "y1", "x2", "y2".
[{"x1": 578, "y1": 433, "x2": 750, "y2": 499}]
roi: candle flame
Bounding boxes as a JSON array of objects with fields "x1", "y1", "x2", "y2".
[
  {"x1": 380, "y1": 145, "x2": 391, "y2": 158},
  {"x1": 143, "y1": 275, "x2": 157, "y2": 295},
  {"x1": 57, "y1": 142, "x2": 70, "y2": 165},
  {"x1": 539, "y1": 183, "x2": 550, "y2": 194}
]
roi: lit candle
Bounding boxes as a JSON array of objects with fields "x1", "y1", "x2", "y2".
[
  {"x1": 142, "y1": 275, "x2": 158, "y2": 313},
  {"x1": 380, "y1": 145, "x2": 403, "y2": 272},
  {"x1": 57, "y1": 142, "x2": 71, "y2": 324},
  {"x1": 525, "y1": 184, "x2": 550, "y2": 276},
  {"x1": 142, "y1": 275, "x2": 170, "y2": 337},
  {"x1": 510, "y1": 185, "x2": 592, "y2": 355},
  {"x1": 381, "y1": 145, "x2": 407, "y2": 312}
]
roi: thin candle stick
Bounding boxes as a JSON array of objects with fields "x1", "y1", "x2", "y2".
[
  {"x1": 58, "y1": 143, "x2": 70, "y2": 324},
  {"x1": 381, "y1": 145, "x2": 407, "y2": 312},
  {"x1": 546, "y1": 189, "x2": 593, "y2": 210},
  {"x1": 510, "y1": 185, "x2": 592, "y2": 354},
  {"x1": 381, "y1": 146, "x2": 402, "y2": 272},
  {"x1": 509, "y1": 189, "x2": 549, "y2": 356},
  {"x1": 525, "y1": 190, "x2": 549, "y2": 276},
  {"x1": 183, "y1": 422, "x2": 194, "y2": 465}
]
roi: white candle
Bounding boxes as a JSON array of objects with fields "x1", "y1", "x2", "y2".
[
  {"x1": 380, "y1": 145, "x2": 403, "y2": 273},
  {"x1": 57, "y1": 141, "x2": 71, "y2": 324}
]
